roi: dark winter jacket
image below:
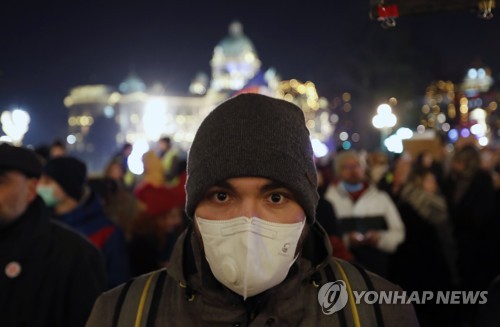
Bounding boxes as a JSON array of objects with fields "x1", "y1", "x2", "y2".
[
  {"x1": 445, "y1": 170, "x2": 500, "y2": 291},
  {"x1": 0, "y1": 197, "x2": 106, "y2": 327},
  {"x1": 87, "y1": 222, "x2": 418, "y2": 326},
  {"x1": 57, "y1": 191, "x2": 131, "y2": 288}
]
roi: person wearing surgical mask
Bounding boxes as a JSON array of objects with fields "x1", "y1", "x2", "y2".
[
  {"x1": 87, "y1": 94, "x2": 418, "y2": 326},
  {"x1": 325, "y1": 151, "x2": 405, "y2": 278},
  {"x1": 37, "y1": 156, "x2": 130, "y2": 289}
]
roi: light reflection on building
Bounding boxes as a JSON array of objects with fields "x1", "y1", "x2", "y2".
[
  {"x1": 64, "y1": 22, "x2": 333, "y2": 172},
  {"x1": 420, "y1": 65, "x2": 499, "y2": 148}
]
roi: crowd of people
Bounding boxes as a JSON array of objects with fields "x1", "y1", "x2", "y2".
[
  {"x1": 318, "y1": 143, "x2": 500, "y2": 326},
  {"x1": 1, "y1": 94, "x2": 499, "y2": 326}
]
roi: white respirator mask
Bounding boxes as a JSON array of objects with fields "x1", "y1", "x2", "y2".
[{"x1": 196, "y1": 216, "x2": 305, "y2": 299}]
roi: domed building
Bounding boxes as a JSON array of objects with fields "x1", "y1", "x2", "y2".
[
  {"x1": 210, "y1": 21, "x2": 261, "y2": 91},
  {"x1": 119, "y1": 72, "x2": 146, "y2": 94},
  {"x1": 64, "y1": 22, "x2": 332, "y2": 174}
]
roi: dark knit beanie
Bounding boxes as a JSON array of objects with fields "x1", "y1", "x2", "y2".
[
  {"x1": 0, "y1": 143, "x2": 42, "y2": 178},
  {"x1": 44, "y1": 157, "x2": 87, "y2": 201},
  {"x1": 186, "y1": 93, "x2": 319, "y2": 223}
]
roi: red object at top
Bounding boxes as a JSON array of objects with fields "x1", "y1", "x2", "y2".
[{"x1": 378, "y1": 4, "x2": 400, "y2": 18}]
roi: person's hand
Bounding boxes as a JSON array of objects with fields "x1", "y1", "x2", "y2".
[
  {"x1": 347, "y1": 232, "x2": 366, "y2": 247},
  {"x1": 363, "y1": 231, "x2": 381, "y2": 247}
]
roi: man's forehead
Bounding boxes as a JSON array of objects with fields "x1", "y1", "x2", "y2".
[{"x1": 0, "y1": 169, "x2": 30, "y2": 180}]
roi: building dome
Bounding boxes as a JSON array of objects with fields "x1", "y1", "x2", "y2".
[
  {"x1": 216, "y1": 21, "x2": 256, "y2": 57},
  {"x1": 210, "y1": 21, "x2": 261, "y2": 91},
  {"x1": 119, "y1": 72, "x2": 146, "y2": 94}
]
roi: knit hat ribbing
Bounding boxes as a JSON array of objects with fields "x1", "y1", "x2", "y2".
[{"x1": 185, "y1": 94, "x2": 318, "y2": 223}]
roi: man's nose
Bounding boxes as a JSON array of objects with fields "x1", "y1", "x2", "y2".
[{"x1": 240, "y1": 198, "x2": 261, "y2": 218}]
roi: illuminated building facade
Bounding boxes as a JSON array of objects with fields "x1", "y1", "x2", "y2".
[
  {"x1": 420, "y1": 65, "x2": 499, "y2": 148},
  {"x1": 64, "y1": 22, "x2": 333, "y2": 173}
]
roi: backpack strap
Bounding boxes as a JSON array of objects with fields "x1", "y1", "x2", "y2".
[
  {"x1": 333, "y1": 260, "x2": 361, "y2": 327},
  {"x1": 112, "y1": 279, "x2": 134, "y2": 327},
  {"x1": 352, "y1": 263, "x2": 385, "y2": 327},
  {"x1": 330, "y1": 259, "x2": 385, "y2": 327},
  {"x1": 324, "y1": 265, "x2": 348, "y2": 327},
  {"x1": 145, "y1": 270, "x2": 167, "y2": 327},
  {"x1": 112, "y1": 269, "x2": 167, "y2": 327}
]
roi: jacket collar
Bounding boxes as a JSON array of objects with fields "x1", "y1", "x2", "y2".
[{"x1": 56, "y1": 191, "x2": 102, "y2": 225}]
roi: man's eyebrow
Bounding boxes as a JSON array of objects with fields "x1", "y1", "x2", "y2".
[
  {"x1": 208, "y1": 180, "x2": 235, "y2": 192},
  {"x1": 260, "y1": 181, "x2": 290, "y2": 193}
]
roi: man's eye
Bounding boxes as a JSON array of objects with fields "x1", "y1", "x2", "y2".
[
  {"x1": 214, "y1": 192, "x2": 228, "y2": 202},
  {"x1": 269, "y1": 193, "x2": 284, "y2": 204}
]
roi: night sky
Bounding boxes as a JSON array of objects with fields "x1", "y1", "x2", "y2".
[{"x1": 1, "y1": 1, "x2": 499, "y2": 147}]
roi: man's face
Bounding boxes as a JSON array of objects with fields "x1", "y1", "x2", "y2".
[
  {"x1": 38, "y1": 175, "x2": 67, "y2": 202},
  {"x1": 158, "y1": 140, "x2": 170, "y2": 153},
  {"x1": 0, "y1": 171, "x2": 37, "y2": 225},
  {"x1": 195, "y1": 177, "x2": 305, "y2": 224},
  {"x1": 123, "y1": 145, "x2": 132, "y2": 157},
  {"x1": 452, "y1": 160, "x2": 465, "y2": 173},
  {"x1": 50, "y1": 146, "x2": 65, "y2": 158},
  {"x1": 339, "y1": 157, "x2": 365, "y2": 184},
  {"x1": 194, "y1": 177, "x2": 307, "y2": 257},
  {"x1": 422, "y1": 173, "x2": 438, "y2": 194}
]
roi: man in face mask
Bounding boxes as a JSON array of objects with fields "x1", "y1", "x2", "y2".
[
  {"x1": 37, "y1": 156, "x2": 131, "y2": 289},
  {"x1": 325, "y1": 151, "x2": 405, "y2": 278},
  {"x1": 87, "y1": 94, "x2": 418, "y2": 326},
  {"x1": 0, "y1": 143, "x2": 106, "y2": 326}
]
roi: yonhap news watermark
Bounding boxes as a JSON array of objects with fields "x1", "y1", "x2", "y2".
[
  {"x1": 318, "y1": 281, "x2": 488, "y2": 315},
  {"x1": 351, "y1": 290, "x2": 488, "y2": 305}
]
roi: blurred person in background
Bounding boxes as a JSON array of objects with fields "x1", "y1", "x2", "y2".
[
  {"x1": 444, "y1": 145, "x2": 500, "y2": 325},
  {"x1": 34, "y1": 144, "x2": 50, "y2": 164},
  {"x1": 157, "y1": 136, "x2": 186, "y2": 187},
  {"x1": 412, "y1": 150, "x2": 445, "y2": 191},
  {"x1": 49, "y1": 139, "x2": 67, "y2": 158},
  {"x1": 0, "y1": 143, "x2": 106, "y2": 326},
  {"x1": 88, "y1": 158, "x2": 143, "y2": 238},
  {"x1": 129, "y1": 192, "x2": 184, "y2": 276},
  {"x1": 325, "y1": 150, "x2": 405, "y2": 278},
  {"x1": 112, "y1": 143, "x2": 136, "y2": 189},
  {"x1": 393, "y1": 168, "x2": 458, "y2": 326},
  {"x1": 129, "y1": 150, "x2": 186, "y2": 275},
  {"x1": 367, "y1": 151, "x2": 389, "y2": 185},
  {"x1": 376, "y1": 153, "x2": 413, "y2": 201},
  {"x1": 315, "y1": 164, "x2": 353, "y2": 262},
  {"x1": 134, "y1": 150, "x2": 187, "y2": 209},
  {"x1": 37, "y1": 156, "x2": 130, "y2": 289}
]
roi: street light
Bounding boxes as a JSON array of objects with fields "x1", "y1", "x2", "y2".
[
  {"x1": 1, "y1": 109, "x2": 31, "y2": 146},
  {"x1": 372, "y1": 104, "x2": 397, "y2": 150}
]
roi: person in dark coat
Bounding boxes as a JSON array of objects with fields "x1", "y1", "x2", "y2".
[
  {"x1": 37, "y1": 156, "x2": 131, "y2": 289},
  {"x1": 445, "y1": 145, "x2": 499, "y2": 291},
  {"x1": 392, "y1": 169, "x2": 457, "y2": 326},
  {"x1": 0, "y1": 143, "x2": 106, "y2": 326},
  {"x1": 444, "y1": 145, "x2": 500, "y2": 325},
  {"x1": 87, "y1": 94, "x2": 418, "y2": 326}
]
